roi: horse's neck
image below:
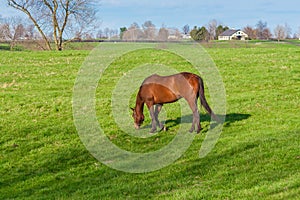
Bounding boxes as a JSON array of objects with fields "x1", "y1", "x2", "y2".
[{"x1": 135, "y1": 97, "x2": 144, "y2": 115}]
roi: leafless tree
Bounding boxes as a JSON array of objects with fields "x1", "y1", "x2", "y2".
[
  {"x1": 255, "y1": 20, "x2": 272, "y2": 40},
  {"x1": 243, "y1": 26, "x2": 257, "y2": 40},
  {"x1": 256, "y1": 20, "x2": 267, "y2": 39},
  {"x1": 207, "y1": 19, "x2": 218, "y2": 40},
  {"x1": 158, "y1": 27, "x2": 169, "y2": 41},
  {"x1": 284, "y1": 23, "x2": 292, "y2": 39},
  {"x1": 104, "y1": 28, "x2": 110, "y2": 38},
  {"x1": 7, "y1": 0, "x2": 99, "y2": 50},
  {"x1": 142, "y1": 21, "x2": 156, "y2": 40},
  {"x1": 123, "y1": 23, "x2": 144, "y2": 41},
  {"x1": 262, "y1": 28, "x2": 272, "y2": 40},
  {"x1": 83, "y1": 33, "x2": 93, "y2": 40},
  {"x1": 175, "y1": 29, "x2": 182, "y2": 39},
  {"x1": 97, "y1": 29, "x2": 104, "y2": 39},
  {"x1": 101, "y1": 28, "x2": 119, "y2": 39},
  {"x1": 25, "y1": 24, "x2": 35, "y2": 39},
  {"x1": 108, "y1": 29, "x2": 118, "y2": 39},
  {"x1": 131, "y1": 22, "x2": 140, "y2": 29},
  {"x1": 0, "y1": 16, "x2": 26, "y2": 50},
  {"x1": 274, "y1": 25, "x2": 286, "y2": 42}
]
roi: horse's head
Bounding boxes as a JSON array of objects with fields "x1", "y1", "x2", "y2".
[{"x1": 131, "y1": 107, "x2": 144, "y2": 129}]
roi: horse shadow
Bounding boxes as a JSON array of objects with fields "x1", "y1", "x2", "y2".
[{"x1": 164, "y1": 113, "x2": 251, "y2": 130}]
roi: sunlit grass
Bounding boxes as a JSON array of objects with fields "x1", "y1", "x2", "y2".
[{"x1": 0, "y1": 41, "x2": 299, "y2": 199}]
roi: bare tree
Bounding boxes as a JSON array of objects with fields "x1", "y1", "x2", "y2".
[
  {"x1": 274, "y1": 25, "x2": 286, "y2": 42},
  {"x1": 25, "y1": 24, "x2": 35, "y2": 39},
  {"x1": 0, "y1": 16, "x2": 26, "y2": 50},
  {"x1": 207, "y1": 19, "x2": 218, "y2": 40},
  {"x1": 142, "y1": 21, "x2": 156, "y2": 40},
  {"x1": 256, "y1": 20, "x2": 272, "y2": 40},
  {"x1": 262, "y1": 28, "x2": 272, "y2": 40},
  {"x1": 83, "y1": 33, "x2": 93, "y2": 40},
  {"x1": 97, "y1": 29, "x2": 104, "y2": 39},
  {"x1": 284, "y1": 23, "x2": 292, "y2": 39},
  {"x1": 7, "y1": 0, "x2": 99, "y2": 50},
  {"x1": 123, "y1": 23, "x2": 144, "y2": 41},
  {"x1": 256, "y1": 20, "x2": 266, "y2": 39},
  {"x1": 158, "y1": 27, "x2": 169, "y2": 41},
  {"x1": 131, "y1": 22, "x2": 140, "y2": 29},
  {"x1": 109, "y1": 29, "x2": 116, "y2": 39},
  {"x1": 243, "y1": 26, "x2": 257, "y2": 40},
  {"x1": 104, "y1": 28, "x2": 110, "y2": 38}
]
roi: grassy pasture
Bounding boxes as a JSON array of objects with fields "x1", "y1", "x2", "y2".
[{"x1": 0, "y1": 42, "x2": 299, "y2": 199}]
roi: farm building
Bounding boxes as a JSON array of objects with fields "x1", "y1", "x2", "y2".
[{"x1": 218, "y1": 29, "x2": 248, "y2": 40}]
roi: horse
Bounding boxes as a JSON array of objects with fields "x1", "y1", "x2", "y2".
[{"x1": 131, "y1": 72, "x2": 219, "y2": 133}]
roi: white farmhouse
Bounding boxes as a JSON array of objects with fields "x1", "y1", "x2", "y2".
[{"x1": 218, "y1": 29, "x2": 248, "y2": 40}]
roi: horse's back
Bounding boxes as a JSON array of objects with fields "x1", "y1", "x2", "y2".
[
  {"x1": 141, "y1": 72, "x2": 200, "y2": 98},
  {"x1": 142, "y1": 73, "x2": 173, "y2": 85},
  {"x1": 142, "y1": 72, "x2": 198, "y2": 85}
]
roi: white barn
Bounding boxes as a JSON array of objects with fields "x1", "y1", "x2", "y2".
[{"x1": 218, "y1": 29, "x2": 248, "y2": 40}]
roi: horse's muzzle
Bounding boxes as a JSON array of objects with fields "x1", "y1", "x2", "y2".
[{"x1": 134, "y1": 123, "x2": 140, "y2": 130}]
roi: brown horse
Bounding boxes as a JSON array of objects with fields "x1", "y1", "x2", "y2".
[{"x1": 131, "y1": 72, "x2": 219, "y2": 133}]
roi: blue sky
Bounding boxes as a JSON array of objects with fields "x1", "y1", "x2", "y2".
[{"x1": 1, "y1": 0, "x2": 299, "y2": 34}]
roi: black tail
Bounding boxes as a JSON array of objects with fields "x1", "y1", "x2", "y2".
[{"x1": 198, "y1": 78, "x2": 219, "y2": 122}]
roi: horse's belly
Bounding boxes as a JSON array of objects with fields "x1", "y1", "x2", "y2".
[{"x1": 151, "y1": 85, "x2": 180, "y2": 104}]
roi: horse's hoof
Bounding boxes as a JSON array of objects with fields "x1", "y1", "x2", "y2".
[
  {"x1": 150, "y1": 129, "x2": 157, "y2": 133},
  {"x1": 196, "y1": 127, "x2": 202, "y2": 134}
]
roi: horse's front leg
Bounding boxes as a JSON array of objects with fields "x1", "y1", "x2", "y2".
[
  {"x1": 148, "y1": 105, "x2": 157, "y2": 133},
  {"x1": 154, "y1": 104, "x2": 165, "y2": 131}
]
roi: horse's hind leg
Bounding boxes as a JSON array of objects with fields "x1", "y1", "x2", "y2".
[
  {"x1": 155, "y1": 104, "x2": 165, "y2": 131},
  {"x1": 191, "y1": 109, "x2": 201, "y2": 133},
  {"x1": 186, "y1": 98, "x2": 201, "y2": 133}
]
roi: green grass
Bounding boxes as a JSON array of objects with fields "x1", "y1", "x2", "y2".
[{"x1": 1, "y1": 41, "x2": 299, "y2": 199}]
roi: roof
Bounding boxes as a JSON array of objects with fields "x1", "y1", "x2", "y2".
[{"x1": 219, "y1": 29, "x2": 240, "y2": 36}]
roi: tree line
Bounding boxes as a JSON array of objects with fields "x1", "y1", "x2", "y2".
[
  {"x1": 119, "y1": 21, "x2": 183, "y2": 41},
  {"x1": 1, "y1": 14, "x2": 299, "y2": 51},
  {"x1": 96, "y1": 20, "x2": 299, "y2": 42},
  {"x1": 1, "y1": 1, "x2": 300, "y2": 51},
  {"x1": 189, "y1": 20, "x2": 298, "y2": 41}
]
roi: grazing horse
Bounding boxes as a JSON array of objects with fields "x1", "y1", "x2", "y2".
[{"x1": 131, "y1": 72, "x2": 219, "y2": 133}]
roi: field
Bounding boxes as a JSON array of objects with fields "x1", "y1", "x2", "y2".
[{"x1": 0, "y1": 41, "x2": 299, "y2": 199}]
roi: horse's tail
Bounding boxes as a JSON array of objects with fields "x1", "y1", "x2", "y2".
[{"x1": 198, "y1": 77, "x2": 219, "y2": 122}]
